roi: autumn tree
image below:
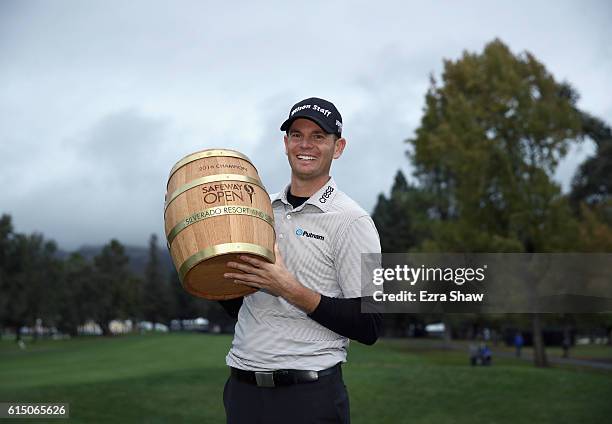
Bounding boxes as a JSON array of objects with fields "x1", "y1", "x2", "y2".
[
  {"x1": 408, "y1": 39, "x2": 584, "y2": 366},
  {"x1": 569, "y1": 113, "x2": 612, "y2": 344}
]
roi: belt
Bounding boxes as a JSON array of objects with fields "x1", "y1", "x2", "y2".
[{"x1": 230, "y1": 363, "x2": 341, "y2": 388}]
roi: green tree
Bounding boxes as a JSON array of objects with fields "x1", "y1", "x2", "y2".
[
  {"x1": 167, "y1": 267, "x2": 236, "y2": 332},
  {"x1": 372, "y1": 172, "x2": 434, "y2": 337},
  {"x1": 91, "y1": 239, "x2": 139, "y2": 335},
  {"x1": 0, "y1": 216, "x2": 61, "y2": 341},
  {"x1": 0, "y1": 214, "x2": 12, "y2": 267},
  {"x1": 570, "y1": 113, "x2": 612, "y2": 212},
  {"x1": 372, "y1": 171, "x2": 433, "y2": 253},
  {"x1": 568, "y1": 113, "x2": 612, "y2": 345},
  {"x1": 408, "y1": 39, "x2": 584, "y2": 366},
  {"x1": 569, "y1": 113, "x2": 612, "y2": 248},
  {"x1": 142, "y1": 234, "x2": 172, "y2": 326},
  {"x1": 54, "y1": 253, "x2": 95, "y2": 337},
  {"x1": 0, "y1": 214, "x2": 13, "y2": 332}
]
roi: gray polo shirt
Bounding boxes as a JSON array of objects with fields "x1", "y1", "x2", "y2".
[{"x1": 225, "y1": 177, "x2": 381, "y2": 371}]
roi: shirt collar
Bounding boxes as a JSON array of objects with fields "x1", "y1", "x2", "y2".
[
  {"x1": 305, "y1": 177, "x2": 337, "y2": 212},
  {"x1": 271, "y1": 183, "x2": 291, "y2": 205},
  {"x1": 271, "y1": 177, "x2": 338, "y2": 212}
]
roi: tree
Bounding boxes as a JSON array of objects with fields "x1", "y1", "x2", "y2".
[
  {"x1": 91, "y1": 239, "x2": 139, "y2": 335},
  {"x1": 0, "y1": 214, "x2": 13, "y2": 330},
  {"x1": 570, "y1": 113, "x2": 612, "y2": 212},
  {"x1": 0, "y1": 214, "x2": 17, "y2": 336},
  {"x1": 569, "y1": 113, "x2": 612, "y2": 248},
  {"x1": 372, "y1": 172, "x2": 434, "y2": 336},
  {"x1": 568, "y1": 113, "x2": 612, "y2": 344},
  {"x1": 408, "y1": 39, "x2": 584, "y2": 366},
  {"x1": 142, "y1": 234, "x2": 172, "y2": 326},
  {"x1": 372, "y1": 171, "x2": 434, "y2": 253},
  {"x1": 54, "y1": 253, "x2": 95, "y2": 337},
  {"x1": 0, "y1": 216, "x2": 62, "y2": 341}
]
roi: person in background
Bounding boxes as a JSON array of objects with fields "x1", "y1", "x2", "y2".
[{"x1": 514, "y1": 332, "x2": 524, "y2": 358}]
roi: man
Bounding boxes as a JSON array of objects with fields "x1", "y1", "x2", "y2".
[{"x1": 221, "y1": 97, "x2": 382, "y2": 424}]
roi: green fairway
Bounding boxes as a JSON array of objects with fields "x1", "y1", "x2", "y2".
[{"x1": 1, "y1": 334, "x2": 611, "y2": 423}]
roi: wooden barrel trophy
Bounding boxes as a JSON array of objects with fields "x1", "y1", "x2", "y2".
[{"x1": 164, "y1": 149, "x2": 275, "y2": 300}]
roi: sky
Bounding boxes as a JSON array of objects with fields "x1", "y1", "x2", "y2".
[{"x1": 1, "y1": 0, "x2": 611, "y2": 250}]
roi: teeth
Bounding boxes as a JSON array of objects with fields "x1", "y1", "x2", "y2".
[{"x1": 297, "y1": 155, "x2": 316, "y2": 161}]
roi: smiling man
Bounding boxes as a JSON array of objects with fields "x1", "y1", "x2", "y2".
[{"x1": 221, "y1": 97, "x2": 382, "y2": 424}]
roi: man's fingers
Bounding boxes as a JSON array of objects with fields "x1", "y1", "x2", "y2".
[
  {"x1": 272, "y1": 243, "x2": 285, "y2": 265},
  {"x1": 239, "y1": 255, "x2": 264, "y2": 268},
  {"x1": 225, "y1": 272, "x2": 262, "y2": 284},
  {"x1": 226, "y1": 261, "x2": 262, "y2": 275},
  {"x1": 232, "y1": 278, "x2": 262, "y2": 289}
]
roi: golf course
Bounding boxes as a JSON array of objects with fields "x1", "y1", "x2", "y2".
[{"x1": 1, "y1": 333, "x2": 610, "y2": 423}]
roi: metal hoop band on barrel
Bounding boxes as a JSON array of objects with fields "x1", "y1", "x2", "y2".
[
  {"x1": 166, "y1": 206, "x2": 275, "y2": 246},
  {"x1": 164, "y1": 173, "x2": 266, "y2": 211},
  {"x1": 168, "y1": 149, "x2": 255, "y2": 183},
  {"x1": 178, "y1": 242, "x2": 275, "y2": 283}
]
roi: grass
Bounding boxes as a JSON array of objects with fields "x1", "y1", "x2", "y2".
[
  {"x1": 397, "y1": 337, "x2": 612, "y2": 363},
  {"x1": 1, "y1": 334, "x2": 611, "y2": 423}
]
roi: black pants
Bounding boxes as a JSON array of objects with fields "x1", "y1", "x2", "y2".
[{"x1": 223, "y1": 368, "x2": 350, "y2": 424}]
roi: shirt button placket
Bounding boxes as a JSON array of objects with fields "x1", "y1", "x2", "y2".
[{"x1": 278, "y1": 206, "x2": 287, "y2": 240}]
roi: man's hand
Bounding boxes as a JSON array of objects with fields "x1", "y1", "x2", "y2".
[{"x1": 224, "y1": 243, "x2": 321, "y2": 313}]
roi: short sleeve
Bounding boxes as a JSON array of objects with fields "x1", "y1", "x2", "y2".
[{"x1": 333, "y1": 215, "x2": 381, "y2": 298}]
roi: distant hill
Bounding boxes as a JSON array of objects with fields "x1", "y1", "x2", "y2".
[{"x1": 56, "y1": 244, "x2": 175, "y2": 277}]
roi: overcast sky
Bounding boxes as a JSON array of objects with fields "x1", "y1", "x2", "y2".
[{"x1": 1, "y1": 0, "x2": 611, "y2": 250}]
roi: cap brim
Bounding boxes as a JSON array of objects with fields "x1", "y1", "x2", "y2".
[
  {"x1": 280, "y1": 116, "x2": 337, "y2": 135},
  {"x1": 280, "y1": 118, "x2": 293, "y2": 132}
]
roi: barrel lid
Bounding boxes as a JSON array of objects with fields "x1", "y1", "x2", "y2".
[{"x1": 167, "y1": 148, "x2": 256, "y2": 184}]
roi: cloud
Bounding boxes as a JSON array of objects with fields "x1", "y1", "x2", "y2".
[
  {"x1": 2, "y1": 109, "x2": 177, "y2": 248},
  {"x1": 75, "y1": 108, "x2": 171, "y2": 181},
  {"x1": 1, "y1": 0, "x2": 610, "y2": 249}
]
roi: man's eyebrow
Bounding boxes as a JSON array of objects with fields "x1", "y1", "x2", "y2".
[{"x1": 288, "y1": 128, "x2": 326, "y2": 135}]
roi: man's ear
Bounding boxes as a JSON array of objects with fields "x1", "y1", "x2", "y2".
[
  {"x1": 333, "y1": 137, "x2": 346, "y2": 159},
  {"x1": 283, "y1": 134, "x2": 289, "y2": 155}
]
